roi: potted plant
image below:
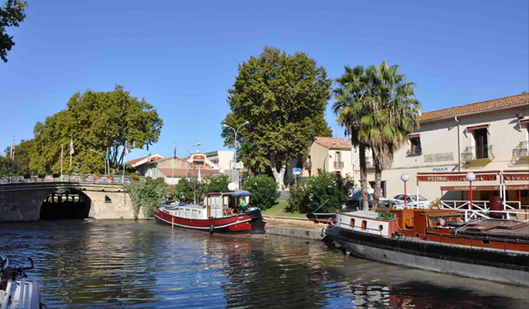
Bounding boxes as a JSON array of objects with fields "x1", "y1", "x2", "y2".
[{"x1": 94, "y1": 172, "x2": 101, "y2": 179}]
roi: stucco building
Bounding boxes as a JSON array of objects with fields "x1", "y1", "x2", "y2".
[
  {"x1": 125, "y1": 153, "x2": 221, "y2": 185},
  {"x1": 355, "y1": 92, "x2": 529, "y2": 206},
  {"x1": 285, "y1": 137, "x2": 353, "y2": 183}
]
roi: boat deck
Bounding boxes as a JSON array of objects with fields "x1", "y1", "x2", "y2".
[{"x1": 457, "y1": 219, "x2": 529, "y2": 241}]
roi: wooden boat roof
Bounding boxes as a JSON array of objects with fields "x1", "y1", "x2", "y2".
[{"x1": 456, "y1": 219, "x2": 529, "y2": 241}]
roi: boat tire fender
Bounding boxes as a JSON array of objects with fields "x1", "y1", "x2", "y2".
[
  {"x1": 209, "y1": 224, "x2": 214, "y2": 234},
  {"x1": 321, "y1": 227, "x2": 326, "y2": 238}
]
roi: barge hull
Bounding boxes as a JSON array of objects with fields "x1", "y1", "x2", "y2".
[{"x1": 327, "y1": 227, "x2": 529, "y2": 287}]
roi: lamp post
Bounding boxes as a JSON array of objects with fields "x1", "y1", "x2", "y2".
[
  {"x1": 466, "y1": 172, "x2": 476, "y2": 211},
  {"x1": 223, "y1": 121, "x2": 250, "y2": 190},
  {"x1": 90, "y1": 149, "x2": 106, "y2": 175},
  {"x1": 401, "y1": 173, "x2": 409, "y2": 207},
  {"x1": 186, "y1": 143, "x2": 201, "y2": 204}
]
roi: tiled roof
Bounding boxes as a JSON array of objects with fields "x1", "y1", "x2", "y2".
[
  {"x1": 158, "y1": 168, "x2": 222, "y2": 178},
  {"x1": 125, "y1": 154, "x2": 164, "y2": 167},
  {"x1": 420, "y1": 93, "x2": 529, "y2": 123},
  {"x1": 314, "y1": 137, "x2": 352, "y2": 150}
]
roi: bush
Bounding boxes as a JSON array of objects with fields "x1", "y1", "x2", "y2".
[
  {"x1": 305, "y1": 172, "x2": 348, "y2": 213},
  {"x1": 286, "y1": 184, "x2": 308, "y2": 213},
  {"x1": 172, "y1": 178, "x2": 195, "y2": 203},
  {"x1": 126, "y1": 178, "x2": 167, "y2": 219},
  {"x1": 204, "y1": 175, "x2": 230, "y2": 193},
  {"x1": 242, "y1": 175, "x2": 279, "y2": 210}
]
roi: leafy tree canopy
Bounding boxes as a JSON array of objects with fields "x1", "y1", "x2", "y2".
[
  {"x1": 222, "y1": 46, "x2": 332, "y2": 186},
  {"x1": 242, "y1": 175, "x2": 280, "y2": 210},
  {"x1": 0, "y1": 0, "x2": 27, "y2": 63},
  {"x1": 30, "y1": 85, "x2": 163, "y2": 174}
]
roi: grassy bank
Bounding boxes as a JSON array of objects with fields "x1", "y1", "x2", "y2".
[{"x1": 261, "y1": 200, "x2": 306, "y2": 218}]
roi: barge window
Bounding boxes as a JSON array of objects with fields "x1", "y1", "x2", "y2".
[
  {"x1": 362, "y1": 220, "x2": 367, "y2": 231},
  {"x1": 379, "y1": 225, "x2": 383, "y2": 231},
  {"x1": 350, "y1": 219, "x2": 355, "y2": 227}
]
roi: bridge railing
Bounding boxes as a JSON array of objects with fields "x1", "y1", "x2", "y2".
[{"x1": 0, "y1": 174, "x2": 144, "y2": 185}]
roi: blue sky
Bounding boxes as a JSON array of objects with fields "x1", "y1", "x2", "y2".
[{"x1": 0, "y1": 0, "x2": 527, "y2": 160}]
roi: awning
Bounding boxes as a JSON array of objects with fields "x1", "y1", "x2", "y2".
[
  {"x1": 231, "y1": 190, "x2": 252, "y2": 197},
  {"x1": 408, "y1": 133, "x2": 421, "y2": 138},
  {"x1": 417, "y1": 171, "x2": 497, "y2": 182},
  {"x1": 503, "y1": 171, "x2": 529, "y2": 181},
  {"x1": 441, "y1": 185, "x2": 500, "y2": 192},
  {"x1": 441, "y1": 185, "x2": 529, "y2": 191},
  {"x1": 466, "y1": 124, "x2": 489, "y2": 131}
]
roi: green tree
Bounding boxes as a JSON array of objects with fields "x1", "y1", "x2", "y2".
[
  {"x1": 222, "y1": 46, "x2": 332, "y2": 188},
  {"x1": 333, "y1": 62, "x2": 420, "y2": 210},
  {"x1": 333, "y1": 65, "x2": 372, "y2": 210},
  {"x1": 126, "y1": 178, "x2": 166, "y2": 219},
  {"x1": 0, "y1": 154, "x2": 10, "y2": 177},
  {"x1": 0, "y1": 0, "x2": 27, "y2": 63},
  {"x1": 172, "y1": 178, "x2": 195, "y2": 203},
  {"x1": 242, "y1": 175, "x2": 279, "y2": 210},
  {"x1": 31, "y1": 85, "x2": 163, "y2": 174},
  {"x1": 204, "y1": 174, "x2": 231, "y2": 193},
  {"x1": 304, "y1": 172, "x2": 348, "y2": 213},
  {"x1": 12, "y1": 139, "x2": 34, "y2": 174},
  {"x1": 365, "y1": 61, "x2": 420, "y2": 209}
]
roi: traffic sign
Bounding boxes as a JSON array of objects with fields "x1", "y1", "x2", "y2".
[{"x1": 293, "y1": 168, "x2": 301, "y2": 175}]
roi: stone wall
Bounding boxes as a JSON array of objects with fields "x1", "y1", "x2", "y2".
[{"x1": 0, "y1": 183, "x2": 143, "y2": 222}]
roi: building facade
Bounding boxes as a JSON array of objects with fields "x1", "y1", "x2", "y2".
[
  {"x1": 356, "y1": 93, "x2": 529, "y2": 206},
  {"x1": 125, "y1": 153, "x2": 221, "y2": 185},
  {"x1": 285, "y1": 137, "x2": 353, "y2": 183}
]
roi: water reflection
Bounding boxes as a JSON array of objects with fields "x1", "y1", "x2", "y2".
[{"x1": 0, "y1": 221, "x2": 528, "y2": 308}]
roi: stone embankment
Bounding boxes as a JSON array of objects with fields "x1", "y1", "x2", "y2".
[{"x1": 264, "y1": 216, "x2": 328, "y2": 240}]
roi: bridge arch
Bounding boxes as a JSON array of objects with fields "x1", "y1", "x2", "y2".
[{"x1": 40, "y1": 189, "x2": 91, "y2": 220}]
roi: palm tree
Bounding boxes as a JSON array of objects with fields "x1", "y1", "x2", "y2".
[
  {"x1": 334, "y1": 62, "x2": 420, "y2": 211},
  {"x1": 333, "y1": 66, "x2": 373, "y2": 211},
  {"x1": 363, "y1": 61, "x2": 421, "y2": 209}
]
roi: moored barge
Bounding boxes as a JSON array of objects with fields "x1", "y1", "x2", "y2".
[
  {"x1": 154, "y1": 191, "x2": 266, "y2": 235},
  {"x1": 325, "y1": 208, "x2": 529, "y2": 286}
]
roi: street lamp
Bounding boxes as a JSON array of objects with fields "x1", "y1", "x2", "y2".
[
  {"x1": 400, "y1": 173, "x2": 409, "y2": 207},
  {"x1": 465, "y1": 172, "x2": 476, "y2": 211},
  {"x1": 90, "y1": 149, "x2": 106, "y2": 175},
  {"x1": 186, "y1": 143, "x2": 201, "y2": 157},
  {"x1": 223, "y1": 121, "x2": 250, "y2": 190}
]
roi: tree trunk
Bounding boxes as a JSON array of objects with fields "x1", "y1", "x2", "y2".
[
  {"x1": 373, "y1": 151, "x2": 382, "y2": 211},
  {"x1": 270, "y1": 156, "x2": 285, "y2": 190},
  {"x1": 359, "y1": 144, "x2": 369, "y2": 211}
]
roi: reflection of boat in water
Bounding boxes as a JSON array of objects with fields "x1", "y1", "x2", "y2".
[
  {"x1": 0, "y1": 253, "x2": 44, "y2": 309},
  {"x1": 154, "y1": 191, "x2": 266, "y2": 235},
  {"x1": 325, "y1": 208, "x2": 529, "y2": 286}
]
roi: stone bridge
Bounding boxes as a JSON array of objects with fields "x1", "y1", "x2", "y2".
[{"x1": 0, "y1": 181, "x2": 143, "y2": 222}]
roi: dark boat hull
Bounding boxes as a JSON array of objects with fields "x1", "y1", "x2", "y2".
[
  {"x1": 154, "y1": 207, "x2": 266, "y2": 235},
  {"x1": 325, "y1": 225, "x2": 529, "y2": 286}
]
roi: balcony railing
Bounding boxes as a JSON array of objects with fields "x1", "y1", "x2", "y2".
[
  {"x1": 406, "y1": 149, "x2": 422, "y2": 156},
  {"x1": 334, "y1": 161, "x2": 344, "y2": 169},
  {"x1": 461, "y1": 145, "x2": 494, "y2": 162},
  {"x1": 0, "y1": 174, "x2": 142, "y2": 185},
  {"x1": 512, "y1": 141, "x2": 529, "y2": 160}
]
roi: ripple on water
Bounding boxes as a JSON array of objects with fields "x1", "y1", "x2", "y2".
[{"x1": 1, "y1": 221, "x2": 528, "y2": 308}]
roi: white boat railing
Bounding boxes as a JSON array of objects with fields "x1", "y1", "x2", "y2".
[
  {"x1": 461, "y1": 209, "x2": 527, "y2": 222},
  {"x1": 441, "y1": 200, "x2": 521, "y2": 211}
]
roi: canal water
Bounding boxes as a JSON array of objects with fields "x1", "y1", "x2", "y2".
[{"x1": 1, "y1": 220, "x2": 528, "y2": 308}]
